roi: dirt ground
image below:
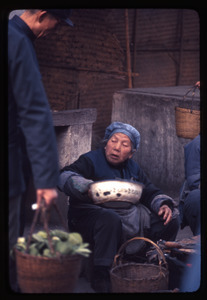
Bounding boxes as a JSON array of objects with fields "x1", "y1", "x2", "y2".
[
  {"x1": 74, "y1": 226, "x2": 194, "y2": 293},
  {"x1": 23, "y1": 223, "x2": 193, "y2": 293}
]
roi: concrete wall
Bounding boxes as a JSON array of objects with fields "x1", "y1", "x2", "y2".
[
  {"x1": 24, "y1": 109, "x2": 97, "y2": 227},
  {"x1": 35, "y1": 9, "x2": 199, "y2": 141},
  {"x1": 53, "y1": 109, "x2": 97, "y2": 168},
  {"x1": 111, "y1": 86, "x2": 200, "y2": 198}
]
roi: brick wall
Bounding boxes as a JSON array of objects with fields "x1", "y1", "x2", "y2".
[
  {"x1": 35, "y1": 9, "x2": 200, "y2": 144},
  {"x1": 105, "y1": 9, "x2": 200, "y2": 87}
]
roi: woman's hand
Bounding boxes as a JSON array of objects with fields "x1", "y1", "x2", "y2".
[{"x1": 158, "y1": 204, "x2": 172, "y2": 225}]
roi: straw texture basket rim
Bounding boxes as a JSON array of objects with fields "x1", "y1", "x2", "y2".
[
  {"x1": 175, "y1": 106, "x2": 200, "y2": 114},
  {"x1": 15, "y1": 248, "x2": 82, "y2": 261},
  {"x1": 175, "y1": 106, "x2": 200, "y2": 139}
]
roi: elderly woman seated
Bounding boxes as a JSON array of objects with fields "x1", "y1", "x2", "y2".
[{"x1": 58, "y1": 122, "x2": 179, "y2": 292}]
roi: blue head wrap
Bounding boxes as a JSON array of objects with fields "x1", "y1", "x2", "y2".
[{"x1": 104, "y1": 122, "x2": 140, "y2": 150}]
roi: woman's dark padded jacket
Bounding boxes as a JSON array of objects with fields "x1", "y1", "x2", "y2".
[{"x1": 60, "y1": 147, "x2": 174, "y2": 212}]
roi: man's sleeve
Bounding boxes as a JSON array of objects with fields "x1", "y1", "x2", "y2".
[
  {"x1": 8, "y1": 33, "x2": 59, "y2": 189},
  {"x1": 184, "y1": 135, "x2": 200, "y2": 190}
]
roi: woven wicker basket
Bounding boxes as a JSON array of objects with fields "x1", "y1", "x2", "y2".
[
  {"x1": 15, "y1": 200, "x2": 82, "y2": 293},
  {"x1": 110, "y1": 237, "x2": 169, "y2": 293},
  {"x1": 15, "y1": 249, "x2": 82, "y2": 293},
  {"x1": 175, "y1": 85, "x2": 200, "y2": 139},
  {"x1": 175, "y1": 107, "x2": 200, "y2": 139}
]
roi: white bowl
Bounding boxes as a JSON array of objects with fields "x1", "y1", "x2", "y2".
[{"x1": 89, "y1": 180, "x2": 144, "y2": 206}]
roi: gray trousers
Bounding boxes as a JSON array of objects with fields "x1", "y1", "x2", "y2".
[
  {"x1": 68, "y1": 203, "x2": 179, "y2": 268},
  {"x1": 182, "y1": 189, "x2": 200, "y2": 235}
]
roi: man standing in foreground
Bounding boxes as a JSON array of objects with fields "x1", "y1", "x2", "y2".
[{"x1": 8, "y1": 9, "x2": 73, "y2": 291}]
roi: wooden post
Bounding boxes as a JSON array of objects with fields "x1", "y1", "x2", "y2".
[
  {"x1": 125, "y1": 9, "x2": 132, "y2": 88},
  {"x1": 176, "y1": 10, "x2": 184, "y2": 85},
  {"x1": 133, "y1": 9, "x2": 138, "y2": 87}
]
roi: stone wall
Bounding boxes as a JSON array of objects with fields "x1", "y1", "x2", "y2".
[
  {"x1": 111, "y1": 86, "x2": 200, "y2": 198},
  {"x1": 24, "y1": 109, "x2": 97, "y2": 226}
]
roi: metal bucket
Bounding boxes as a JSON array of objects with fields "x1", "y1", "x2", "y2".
[{"x1": 89, "y1": 180, "x2": 144, "y2": 206}]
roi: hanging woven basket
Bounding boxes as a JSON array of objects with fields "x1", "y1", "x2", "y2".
[
  {"x1": 15, "y1": 249, "x2": 82, "y2": 293},
  {"x1": 175, "y1": 85, "x2": 200, "y2": 139},
  {"x1": 15, "y1": 200, "x2": 82, "y2": 293}
]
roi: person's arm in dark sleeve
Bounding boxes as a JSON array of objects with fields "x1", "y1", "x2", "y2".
[
  {"x1": 8, "y1": 33, "x2": 59, "y2": 190},
  {"x1": 184, "y1": 135, "x2": 200, "y2": 190},
  {"x1": 58, "y1": 155, "x2": 94, "y2": 202}
]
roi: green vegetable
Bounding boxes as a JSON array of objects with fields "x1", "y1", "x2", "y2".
[
  {"x1": 55, "y1": 240, "x2": 75, "y2": 255},
  {"x1": 32, "y1": 233, "x2": 47, "y2": 243},
  {"x1": 50, "y1": 230, "x2": 69, "y2": 241},
  {"x1": 43, "y1": 248, "x2": 53, "y2": 258},
  {"x1": 14, "y1": 237, "x2": 27, "y2": 254},
  {"x1": 75, "y1": 243, "x2": 91, "y2": 257},
  {"x1": 17, "y1": 237, "x2": 26, "y2": 244},
  {"x1": 15, "y1": 243, "x2": 26, "y2": 252},
  {"x1": 13, "y1": 229, "x2": 91, "y2": 258},
  {"x1": 36, "y1": 231, "x2": 48, "y2": 239},
  {"x1": 68, "y1": 232, "x2": 83, "y2": 245},
  {"x1": 52, "y1": 236, "x2": 60, "y2": 241},
  {"x1": 36, "y1": 241, "x2": 47, "y2": 251},
  {"x1": 29, "y1": 243, "x2": 39, "y2": 256}
]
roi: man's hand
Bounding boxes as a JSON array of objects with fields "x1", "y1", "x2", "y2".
[
  {"x1": 36, "y1": 188, "x2": 58, "y2": 209},
  {"x1": 158, "y1": 204, "x2": 172, "y2": 225},
  {"x1": 195, "y1": 81, "x2": 200, "y2": 88}
]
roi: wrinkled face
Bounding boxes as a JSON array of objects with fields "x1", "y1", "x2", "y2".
[{"x1": 105, "y1": 132, "x2": 134, "y2": 166}]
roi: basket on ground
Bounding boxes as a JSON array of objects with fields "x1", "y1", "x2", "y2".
[{"x1": 110, "y1": 237, "x2": 169, "y2": 293}]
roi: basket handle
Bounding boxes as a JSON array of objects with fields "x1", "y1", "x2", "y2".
[
  {"x1": 182, "y1": 84, "x2": 199, "y2": 112},
  {"x1": 26, "y1": 198, "x2": 68, "y2": 254},
  {"x1": 113, "y1": 236, "x2": 167, "y2": 269}
]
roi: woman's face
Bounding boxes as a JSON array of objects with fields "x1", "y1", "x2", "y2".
[{"x1": 105, "y1": 132, "x2": 134, "y2": 166}]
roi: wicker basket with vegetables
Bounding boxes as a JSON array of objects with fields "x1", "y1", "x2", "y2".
[
  {"x1": 14, "y1": 230, "x2": 91, "y2": 258},
  {"x1": 12, "y1": 200, "x2": 91, "y2": 293}
]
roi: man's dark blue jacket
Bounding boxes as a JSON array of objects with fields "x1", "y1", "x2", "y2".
[
  {"x1": 184, "y1": 134, "x2": 200, "y2": 190},
  {"x1": 8, "y1": 16, "x2": 59, "y2": 198}
]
